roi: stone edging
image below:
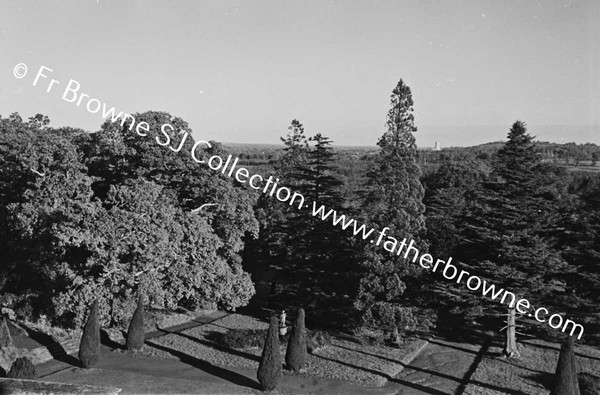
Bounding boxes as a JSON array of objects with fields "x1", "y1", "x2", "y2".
[
  {"x1": 390, "y1": 337, "x2": 430, "y2": 377},
  {"x1": 0, "y1": 377, "x2": 121, "y2": 394}
]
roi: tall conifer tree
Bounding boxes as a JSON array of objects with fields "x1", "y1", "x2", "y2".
[
  {"x1": 355, "y1": 79, "x2": 429, "y2": 336},
  {"x1": 460, "y1": 121, "x2": 571, "y2": 356}
]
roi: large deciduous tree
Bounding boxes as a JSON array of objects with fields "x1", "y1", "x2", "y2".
[{"x1": 0, "y1": 112, "x2": 258, "y2": 328}]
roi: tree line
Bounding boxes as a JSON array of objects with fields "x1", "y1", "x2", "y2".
[{"x1": 1, "y1": 79, "x2": 599, "y2": 354}]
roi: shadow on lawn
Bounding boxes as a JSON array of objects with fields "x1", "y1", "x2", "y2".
[
  {"x1": 157, "y1": 328, "x2": 261, "y2": 363},
  {"x1": 100, "y1": 329, "x2": 126, "y2": 350},
  {"x1": 20, "y1": 326, "x2": 81, "y2": 368},
  {"x1": 144, "y1": 340, "x2": 260, "y2": 390},
  {"x1": 317, "y1": 337, "x2": 525, "y2": 395},
  {"x1": 524, "y1": 371, "x2": 553, "y2": 391}
]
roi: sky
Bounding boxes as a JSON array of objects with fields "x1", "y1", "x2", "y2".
[{"x1": 1, "y1": 0, "x2": 598, "y2": 147}]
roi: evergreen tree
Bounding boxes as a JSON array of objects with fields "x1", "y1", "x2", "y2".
[
  {"x1": 126, "y1": 293, "x2": 145, "y2": 351},
  {"x1": 242, "y1": 120, "x2": 309, "y2": 282},
  {"x1": 257, "y1": 316, "x2": 282, "y2": 391},
  {"x1": 459, "y1": 121, "x2": 571, "y2": 356},
  {"x1": 78, "y1": 299, "x2": 100, "y2": 368},
  {"x1": 355, "y1": 79, "x2": 429, "y2": 337},
  {"x1": 290, "y1": 133, "x2": 346, "y2": 266},
  {"x1": 551, "y1": 336, "x2": 580, "y2": 395},
  {"x1": 285, "y1": 308, "x2": 307, "y2": 371},
  {"x1": 7, "y1": 357, "x2": 37, "y2": 379},
  {"x1": 280, "y1": 119, "x2": 309, "y2": 176}
]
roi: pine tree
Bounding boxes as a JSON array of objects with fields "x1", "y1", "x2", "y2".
[
  {"x1": 551, "y1": 336, "x2": 580, "y2": 395},
  {"x1": 290, "y1": 133, "x2": 347, "y2": 265},
  {"x1": 78, "y1": 299, "x2": 100, "y2": 368},
  {"x1": 459, "y1": 121, "x2": 571, "y2": 357},
  {"x1": 355, "y1": 79, "x2": 429, "y2": 336},
  {"x1": 126, "y1": 293, "x2": 145, "y2": 351},
  {"x1": 0, "y1": 317, "x2": 13, "y2": 348},
  {"x1": 257, "y1": 316, "x2": 282, "y2": 391},
  {"x1": 285, "y1": 308, "x2": 307, "y2": 371}
]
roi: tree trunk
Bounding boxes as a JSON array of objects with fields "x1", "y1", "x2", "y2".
[{"x1": 503, "y1": 306, "x2": 520, "y2": 358}]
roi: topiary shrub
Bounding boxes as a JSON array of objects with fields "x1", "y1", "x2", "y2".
[
  {"x1": 257, "y1": 316, "x2": 282, "y2": 392},
  {"x1": 551, "y1": 336, "x2": 580, "y2": 395},
  {"x1": 0, "y1": 317, "x2": 13, "y2": 348},
  {"x1": 78, "y1": 299, "x2": 100, "y2": 368},
  {"x1": 307, "y1": 330, "x2": 332, "y2": 354},
  {"x1": 126, "y1": 294, "x2": 145, "y2": 351},
  {"x1": 7, "y1": 356, "x2": 37, "y2": 379},
  {"x1": 579, "y1": 372, "x2": 600, "y2": 395},
  {"x1": 285, "y1": 308, "x2": 307, "y2": 372}
]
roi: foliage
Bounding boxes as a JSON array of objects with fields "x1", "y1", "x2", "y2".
[
  {"x1": 213, "y1": 329, "x2": 267, "y2": 349},
  {"x1": 7, "y1": 356, "x2": 37, "y2": 380},
  {"x1": 0, "y1": 112, "x2": 257, "y2": 328},
  {"x1": 78, "y1": 299, "x2": 100, "y2": 368},
  {"x1": 126, "y1": 294, "x2": 145, "y2": 351},
  {"x1": 306, "y1": 330, "x2": 332, "y2": 353},
  {"x1": 257, "y1": 316, "x2": 282, "y2": 392},
  {"x1": 457, "y1": 121, "x2": 573, "y2": 349},
  {"x1": 285, "y1": 308, "x2": 307, "y2": 371},
  {"x1": 355, "y1": 79, "x2": 430, "y2": 336}
]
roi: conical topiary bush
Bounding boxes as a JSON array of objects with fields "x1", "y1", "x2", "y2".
[
  {"x1": 0, "y1": 317, "x2": 13, "y2": 348},
  {"x1": 126, "y1": 293, "x2": 145, "y2": 351},
  {"x1": 78, "y1": 299, "x2": 100, "y2": 368},
  {"x1": 285, "y1": 308, "x2": 307, "y2": 372},
  {"x1": 257, "y1": 315, "x2": 282, "y2": 391},
  {"x1": 551, "y1": 336, "x2": 580, "y2": 395},
  {"x1": 7, "y1": 356, "x2": 37, "y2": 379}
]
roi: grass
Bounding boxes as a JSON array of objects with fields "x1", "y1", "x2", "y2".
[
  {"x1": 464, "y1": 337, "x2": 600, "y2": 395},
  {"x1": 130, "y1": 313, "x2": 426, "y2": 387}
]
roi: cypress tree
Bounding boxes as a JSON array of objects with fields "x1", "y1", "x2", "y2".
[
  {"x1": 0, "y1": 317, "x2": 13, "y2": 348},
  {"x1": 285, "y1": 308, "x2": 307, "y2": 371},
  {"x1": 551, "y1": 336, "x2": 580, "y2": 395},
  {"x1": 126, "y1": 293, "x2": 145, "y2": 351},
  {"x1": 78, "y1": 299, "x2": 100, "y2": 368},
  {"x1": 7, "y1": 356, "x2": 37, "y2": 379},
  {"x1": 257, "y1": 316, "x2": 282, "y2": 391}
]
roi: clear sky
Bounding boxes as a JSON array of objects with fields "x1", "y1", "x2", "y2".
[{"x1": 1, "y1": 0, "x2": 598, "y2": 147}]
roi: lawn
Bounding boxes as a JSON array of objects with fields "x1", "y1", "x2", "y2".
[
  {"x1": 117, "y1": 313, "x2": 427, "y2": 387},
  {"x1": 464, "y1": 337, "x2": 600, "y2": 395}
]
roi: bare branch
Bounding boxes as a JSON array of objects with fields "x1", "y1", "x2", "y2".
[
  {"x1": 191, "y1": 203, "x2": 217, "y2": 214},
  {"x1": 30, "y1": 168, "x2": 45, "y2": 177}
]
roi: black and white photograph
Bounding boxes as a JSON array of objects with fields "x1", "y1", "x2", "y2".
[{"x1": 0, "y1": 1, "x2": 599, "y2": 394}]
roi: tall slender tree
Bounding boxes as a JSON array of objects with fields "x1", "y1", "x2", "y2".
[
  {"x1": 257, "y1": 316, "x2": 282, "y2": 391},
  {"x1": 79, "y1": 299, "x2": 100, "y2": 368},
  {"x1": 355, "y1": 79, "x2": 429, "y2": 337}
]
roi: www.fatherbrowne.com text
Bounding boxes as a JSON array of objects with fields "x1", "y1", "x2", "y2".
[{"x1": 20, "y1": 63, "x2": 584, "y2": 340}]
